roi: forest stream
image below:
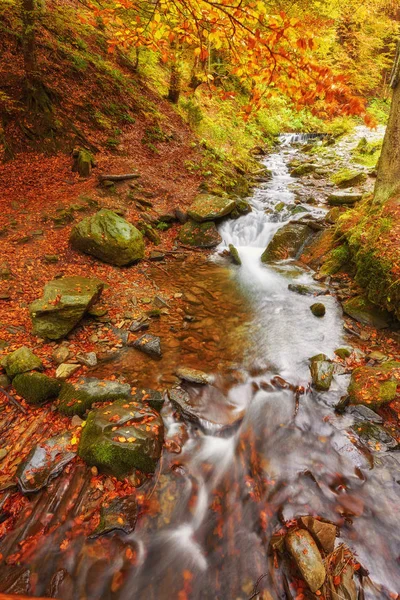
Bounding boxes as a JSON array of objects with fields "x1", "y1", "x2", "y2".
[{"x1": 1, "y1": 129, "x2": 399, "y2": 600}]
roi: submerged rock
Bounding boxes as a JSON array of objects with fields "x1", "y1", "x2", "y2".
[
  {"x1": 261, "y1": 223, "x2": 313, "y2": 263},
  {"x1": 352, "y1": 421, "x2": 398, "y2": 451},
  {"x1": 187, "y1": 194, "x2": 235, "y2": 222},
  {"x1": 310, "y1": 302, "x2": 326, "y2": 317},
  {"x1": 310, "y1": 354, "x2": 334, "y2": 391},
  {"x1": 285, "y1": 529, "x2": 326, "y2": 592},
  {"x1": 288, "y1": 283, "x2": 327, "y2": 296},
  {"x1": 78, "y1": 399, "x2": 164, "y2": 477},
  {"x1": 342, "y1": 296, "x2": 390, "y2": 329},
  {"x1": 1, "y1": 346, "x2": 42, "y2": 379},
  {"x1": 29, "y1": 276, "x2": 104, "y2": 340},
  {"x1": 58, "y1": 377, "x2": 131, "y2": 416},
  {"x1": 13, "y1": 372, "x2": 61, "y2": 405},
  {"x1": 70, "y1": 209, "x2": 145, "y2": 266},
  {"x1": 175, "y1": 367, "x2": 215, "y2": 385},
  {"x1": 179, "y1": 219, "x2": 222, "y2": 248},
  {"x1": 16, "y1": 433, "x2": 76, "y2": 493},
  {"x1": 348, "y1": 361, "x2": 400, "y2": 408},
  {"x1": 91, "y1": 496, "x2": 137, "y2": 537}
]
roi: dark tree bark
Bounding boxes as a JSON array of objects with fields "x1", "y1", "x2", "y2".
[
  {"x1": 167, "y1": 64, "x2": 181, "y2": 104},
  {"x1": 374, "y1": 40, "x2": 400, "y2": 204}
]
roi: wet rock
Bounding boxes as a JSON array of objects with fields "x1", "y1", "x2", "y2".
[
  {"x1": 334, "y1": 347, "x2": 352, "y2": 359},
  {"x1": 288, "y1": 283, "x2": 327, "y2": 296},
  {"x1": 77, "y1": 351, "x2": 97, "y2": 367},
  {"x1": 285, "y1": 528, "x2": 326, "y2": 592},
  {"x1": 179, "y1": 219, "x2": 222, "y2": 248},
  {"x1": 299, "y1": 517, "x2": 337, "y2": 554},
  {"x1": 230, "y1": 199, "x2": 252, "y2": 218},
  {"x1": 129, "y1": 318, "x2": 149, "y2": 332},
  {"x1": 187, "y1": 194, "x2": 235, "y2": 222},
  {"x1": 347, "y1": 404, "x2": 383, "y2": 423},
  {"x1": 78, "y1": 399, "x2": 164, "y2": 477},
  {"x1": 310, "y1": 302, "x2": 326, "y2": 317},
  {"x1": 261, "y1": 223, "x2": 313, "y2": 263},
  {"x1": 130, "y1": 334, "x2": 162, "y2": 359},
  {"x1": 13, "y1": 372, "x2": 61, "y2": 405},
  {"x1": 52, "y1": 346, "x2": 70, "y2": 364},
  {"x1": 168, "y1": 385, "x2": 243, "y2": 432},
  {"x1": 58, "y1": 377, "x2": 131, "y2": 416},
  {"x1": 331, "y1": 169, "x2": 367, "y2": 188},
  {"x1": 30, "y1": 276, "x2": 104, "y2": 340},
  {"x1": 16, "y1": 433, "x2": 76, "y2": 493},
  {"x1": 348, "y1": 361, "x2": 400, "y2": 408},
  {"x1": 327, "y1": 192, "x2": 363, "y2": 205},
  {"x1": 55, "y1": 363, "x2": 81, "y2": 380},
  {"x1": 290, "y1": 163, "x2": 317, "y2": 176},
  {"x1": 132, "y1": 387, "x2": 165, "y2": 411},
  {"x1": 310, "y1": 354, "x2": 334, "y2": 391},
  {"x1": 175, "y1": 367, "x2": 215, "y2": 385},
  {"x1": 1, "y1": 346, "x2": 42, "y2": 379},
  {"x1": 342, "y1": 296, "x2": 390, "y2": 329},
  {"x1": 70, "y1": 209, "x2": 145, "y2": 266},
  {"x1": 228, "y1": 244, "x2": 241, "y2": 265},
  {"x1": 91, "y1": 496, "x2": 137, "y2": 537},
  {"x1": 352, "y1": 421, "x2": 398, "y2": 450}
]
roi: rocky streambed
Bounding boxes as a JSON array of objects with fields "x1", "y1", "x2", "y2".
[{"x1": 0, "y1": 127, "x2": 399, "y2": 599}]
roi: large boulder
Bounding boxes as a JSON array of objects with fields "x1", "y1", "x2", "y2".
[
  {"x1": 29, "y1": 276, "x2": 104, "y2": 340},
  {"x1": 70, "y1": 209, "x2": 145, "y2": 266},
  {"x1": 331, "y1": 169, "x2": 367, "y2": 188},
  {"x1": 1, "y1": 346, "x2": 42, "y2": 379},
  {"x1": 179, "y1": 219, "x2": 222, "y2": 248},
  {"x1": 58, "y1": 377, "x2": 131, "y2": 416},
  {"x1": 187, "y1": 195, "x2": 235, "y2": 222},
  {"x1": 342, "y1": 296, "x2": 390, "y2": 329},
  {"x1": 310, "y1": 354, "x2": 334, "y2": 391},
  {"x1": 13, "y1": 372, "x2": 61, "y2": 405},
  {"x1": 348, "y1": 361, "x2": 400, "y2": 408},
  {"x1": 261, "y1": 223, "x2": 313, "y2": 263},
  {"x1": 78, "y1": 399, "x2": 164, "y2": 477}
]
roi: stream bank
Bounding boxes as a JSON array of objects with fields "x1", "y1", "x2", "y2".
[{"x1": 0, "y1": 128, "x2": 399, "y2": 600}]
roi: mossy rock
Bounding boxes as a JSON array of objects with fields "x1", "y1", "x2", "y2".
[
  {"x1": 78, "y1": 399, "x2": 164, "y2": 477},
  {"x1": 70, "y1": 209, "x2": 145, "y2": 266},
  {"x1": 310, "y1": 302, "x2": 326, "y2": 317},
  {"x1": 1, "y1": 346, "x2": 42, "y2": 379},
  {"x1": 187, "y1": 195, "x2": 235, "y2": 222},
  {"x1": 230, "y1": 199, "x2": 252, "y2": 219},
  {"x1": 131, "y1": 387, "x2": 165, "y2": 412},
  {"x1": 331, "y1": 169, "x2": 367, "y2": 188},
  {"x1": 320, "y1": 244, "x2": 351, "y2": 276},
  {"x1": 228, "y1": 244, "x2": 241, "y2": 265},
  {"x1": 309, "y1": 354, "x2": 334, "y2": 391},
  {"x1": 327, "y1": 192, "x2": 363, "y2": 206},
  {"x1": 72, "y1": 149, "x2": 95, "y2": 178},
  {"x1": 29, "y1": 276, "x2": 104, "y2": 340},
  {"x1": 13, "y1": 372, "x2": 61, "y2": 405},
  {"x1": 334, "y1": 347, "x2": 352, "y2": 359},
  {"x1": 348, "y1": 362, "x2": 400, "y2": 408},
  {"x1": 261, "y1": 223, "x2": 313, "y2": 263},
  {"x1": 58, "y1": 377, "x2": 131, "y2": 416},
  {"x1": 290, "y1": 163, "x2": 317, "y2": 177},
  {"x1": 179, "y1": 219, "x2": 222, "y2": 248},
  {"x1": 342, "y1": 296, "x2": 390, "y2": 329}
]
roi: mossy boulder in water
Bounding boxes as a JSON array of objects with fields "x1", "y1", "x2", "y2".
[
  {"x1": 331, "y1": 169, "x2": 367, "y2": 188},
  {"x1": 228, "y1": 244, "x2": 241, "y2": 265},
  {"x1": 29, "y1": 276, "x2": 104, "y2": 340},
  {"x1": 230, "y1": 199, "x2": 252, "y2": 219},
  {"x1": 179, "y1": 219, "x2": 222, "y2": 248},
  {"x1": 70, "y1": 209, "x2": 145, "y2": 266},
  {"x1": 78, "y1": 399, "x2": 164, "y2": 478},
  {"x1": 187, "y1": 194, "x2": 235, "y2": 222},
  {"x1": 342, "y1": 296, "x2": 390, "y2": 329},
  {"x1": 310, "y1": 302, "x2": 326, "y2": 317},
  {"x1": 1, "y1": 346, "x2": 42, "y2": 379},
  {"x1": 261, "y1": 223, "x2": 313, "y2": 263},
  {"x1": 13, "y1": 372, "x2": 61, "y2": 405},
  {"x1": 58, "y1": 377, "x2": 131, "y2": 416},
  {"x1": 348, "y1": 361, "x2": 400, "y2": 408},
  {"x1": 309, "y1": 354, "x2": 334, "y2": 391}
]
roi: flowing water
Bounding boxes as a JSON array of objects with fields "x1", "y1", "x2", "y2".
[{"x1": 2, "y1": 129, "x2": 399, "y2": 599}]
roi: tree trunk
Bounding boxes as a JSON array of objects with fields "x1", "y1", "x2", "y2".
[
  {"x1": 374, "y1": 41, "x2": 400, "y2": 204},
  {"x1": 167, "y1": 63, "x2": 181, "y2": 104}
]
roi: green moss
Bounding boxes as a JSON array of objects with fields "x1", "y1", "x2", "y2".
[
  {"x1": 331, "y1": 169, "x2": 367, "y2": 188},
  {"x1": 13, "y1": 372, "x2": 61, "y2": 405},
  {"x1": 320, "y1": 243, "x2": 351, "y2": 276},
  {"x1": 348, "y1": 362, "x2": 400, "y2": 408},
  {"x1": 1, "y1": 346, "x2": 42, "y2": 379},
  {"x1": 58, "y1": 377, "x2": 131, "y2": 417}
]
